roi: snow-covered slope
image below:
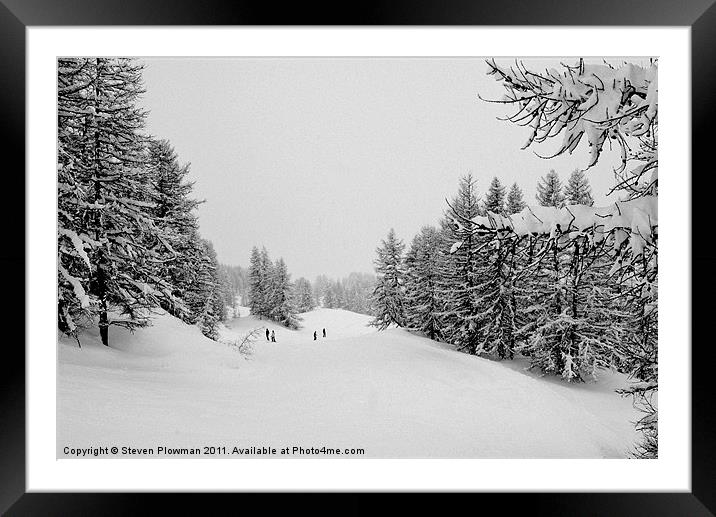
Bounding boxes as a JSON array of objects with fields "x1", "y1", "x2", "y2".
[{"x1": 58, "y1": 308, "x2": 639, "y2": 458}]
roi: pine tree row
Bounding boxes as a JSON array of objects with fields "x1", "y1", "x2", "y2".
[{"x1": 371, "y1": 171, "x2": 650, "y2": 386}]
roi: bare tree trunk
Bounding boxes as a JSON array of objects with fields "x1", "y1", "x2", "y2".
[{"x1": 99, "y1": 306, "x2": 109, "y2": 346}]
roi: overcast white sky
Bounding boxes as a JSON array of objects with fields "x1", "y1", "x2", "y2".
[{"x1": 140, "y1": 57, "x2": 626, "y2": 280}]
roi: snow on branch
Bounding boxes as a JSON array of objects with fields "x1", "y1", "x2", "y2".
[
  {"x1": 483, "y1": 58, "x2": 658, "y2": 200},
  {"x1": 470, "y1": 196, "x2": 657, "y2": 257},
  {"x1": 58, "y1": 264, "x2": 90, "y2": 308}
]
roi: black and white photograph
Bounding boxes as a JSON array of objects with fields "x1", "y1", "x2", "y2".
[{"x1": 56, "y1": 56, "x2": 658, "y2": 460}]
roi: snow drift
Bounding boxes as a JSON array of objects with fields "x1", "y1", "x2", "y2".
[{"x1": 58, "y1": 308, "x2": 640, "y2": 458}]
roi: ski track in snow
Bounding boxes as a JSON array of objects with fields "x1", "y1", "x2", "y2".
[{"x1": 58, "y1": 308, "x2": 640, "y2": 458}]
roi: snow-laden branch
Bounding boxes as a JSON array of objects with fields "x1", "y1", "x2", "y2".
[
  {"x1": 484, "y1": 59, "x2": 658, "y2": 200},
  {"x1": 468, "y1": 196, "x2": 657, "y2": 257}
]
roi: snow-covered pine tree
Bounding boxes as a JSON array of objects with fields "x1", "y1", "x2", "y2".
[
  {"x1": 535, "y1": 170, "x2": 565, "y2": 208},
  {"x1": 268, "y1": 258, "x2": 301, "y2": 329},
  {"x1": 194, "y1": 239, "x2": 226, "y2": 340},
  {"x1": 147, "y1": 138, "x2": 203, "y2": 321},
  {"x1": 505, "y1": 183, "x2": 526, "y2": 215},
  {"x1": 334, "y1": 280, "x2": 348, "y2": 309},
  {"x1": 58, "y1": 57, "x2": 173, "y2": 346},
  {"x1": 248, "y1": 246, "x2": 267, "y2": 318},
  {"x1": 613, "y1": 236, "x2": 658, "y2": 457},
  {"x1": 370, "y1": 228, "x2": 407, "y2": 329},
  {"x1": 259, "y1": 247, "x2": 275, "y2": 317},
  {"x1": 517, "y1": 234, "x2": 569, "y2": 373},
  {"x1": 528, "y1": 172, "x2": 570, "y2": 369},
  {"x1": 293, "y1": 277, "x2": 315, "y2": 313},
  {"x1": 483, "y1": 176, "x2": 507, "y2": 215},
  {"x1": 522, "y1": 235, "x2": 623, "y2": 381},
  {"x1": 404, "y1": 226, "x2": 443, "y2": 340},
  {"x1": 472, "y1": 229, "x2": 524, "y2": 359},
  {"x1": 313, "y1": 274, "x2": 329, "y2": 307},
  {"x1": 326, "y1": 283, "x2": 338, "y2": 308},
  {"x1": 58, "y1": 58, "x2": 94, "y2": 337},
  {"x1": 438, "y1": 174, "x2": 484, "y2": 353},
  {"x1": 565, "y1": 169, "x2": 595, "y2": 206}
]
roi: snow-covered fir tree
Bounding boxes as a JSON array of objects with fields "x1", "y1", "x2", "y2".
[
  {"x1": 505, "y1": 183, "x2": 526, "y2": 215},
  {"x1": 472, "y1": 231, "x2": 525, "y2": 359},
  {"x1": 313, "y1": 275, "x2": 329, "y2": 306},
  {"x1": 438, "y1": 174, "x2": 484, "y2": 353},
  {"x1": 248, "y1": 247, "x2": 301, "y2": 328},
  {"x1": 268, "y1": 258, "x2": 301, "y2": 329},
  {"x1": 147, "y1": 138, "x2": 203, "y2": 321},
  {"x1": 57, "y1": 57, "x2": 174, "y2": 346},
  {"x1": 57, "y1": 57, "x2": 94, "y2": 336},
  {"x1": 614, "y1": 239, "x2": 658, "y2": 458},
  {"x1": 248, "y1": 246, "x2": 268, "y2": 318},
  {"x1": 370, "y1": 228, "x2": 407, "y2": 329},
  {"x1": 483, "y1": 176, "x2": 507, "y2": 214},
  {"x1": 259, "y1": 246, "x2": 275, "y2": 312},
  {"x1": 565, "y1": 169, "x2": 594, "y2": 206},
  {"x1": 521, "y1": 236, "x2": 622, "y2": 381},
  {"x1": 535, "y1": 170, "x2": 565, "y2": 208},
  {"x1": 293, "y1": 277, "x2": 315, "y2": 313},
  {"x1": 328, "y1": 280, "x2": 347, "y2": 309},
  {"x1": 404, "y1": 226, "x2": 443, "y2": 340},
  {"x1": 194, "y1": 239, "x2": 226, "y2": 340},
  {"x1": 322, "y1": 282, "x2": 337, "y2": 308}
]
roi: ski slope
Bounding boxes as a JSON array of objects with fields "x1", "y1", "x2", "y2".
[{"x1": 58, "y1": 308, "x2": 640, "y2": 458}]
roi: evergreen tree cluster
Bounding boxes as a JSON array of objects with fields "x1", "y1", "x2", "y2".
[
  {"x1": 486, "y1": 57, "x2": 659, "y2": 458},
  {"x1": 371, "y1": 171, "x2": 647, "y2": 388},
  {"x1": 57, "y1": 58, "x2": 234, "y2": 345},
  {"x1": 247, "y1": 247, "x2": 301, "y2": 329}
]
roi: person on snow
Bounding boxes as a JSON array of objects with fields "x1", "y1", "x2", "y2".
[
  {"x1": 323, "y1": 328, "x2": 326, "y2": 338},
  {"x1": 313, "y1": 331, "x2": 317, "y2": 341},
  {"x1": 271, "y1": 330, "x2": 276, "y2": 342},
  {"x1": 265, "y1": 328, "x2": 270, "y2": 341}
]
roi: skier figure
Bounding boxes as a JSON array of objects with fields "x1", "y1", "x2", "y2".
[
  {"x1": 313, "y1": 331, "x2": 317, "y2": 341},
  {"x1": 271, "y1": 330, "x2": 276, "y2": 342},
  {"x1": 322, "y1": 328, "x2": 326, "y2": 338},
  {"x1": 265, "y1": 328, "x2": 270, "y2": 341}
]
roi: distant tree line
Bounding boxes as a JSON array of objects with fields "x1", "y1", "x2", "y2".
[
  {"x1": 313, "y1": 273, "x2": 376, "y2": 316},
  {"x1": 246, "y1": 249, "x2": 376, "y2": 323},
  {"x1": 57, "y1": 58, "x2": 238, "y2": 345},
  {"x1": 220, "y1": 264, "x2": 250, "y2": 315}
]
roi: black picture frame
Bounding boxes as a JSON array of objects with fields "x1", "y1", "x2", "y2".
[{"x1": 4, "y1": 1, "x2": 712, "y2": 514}]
